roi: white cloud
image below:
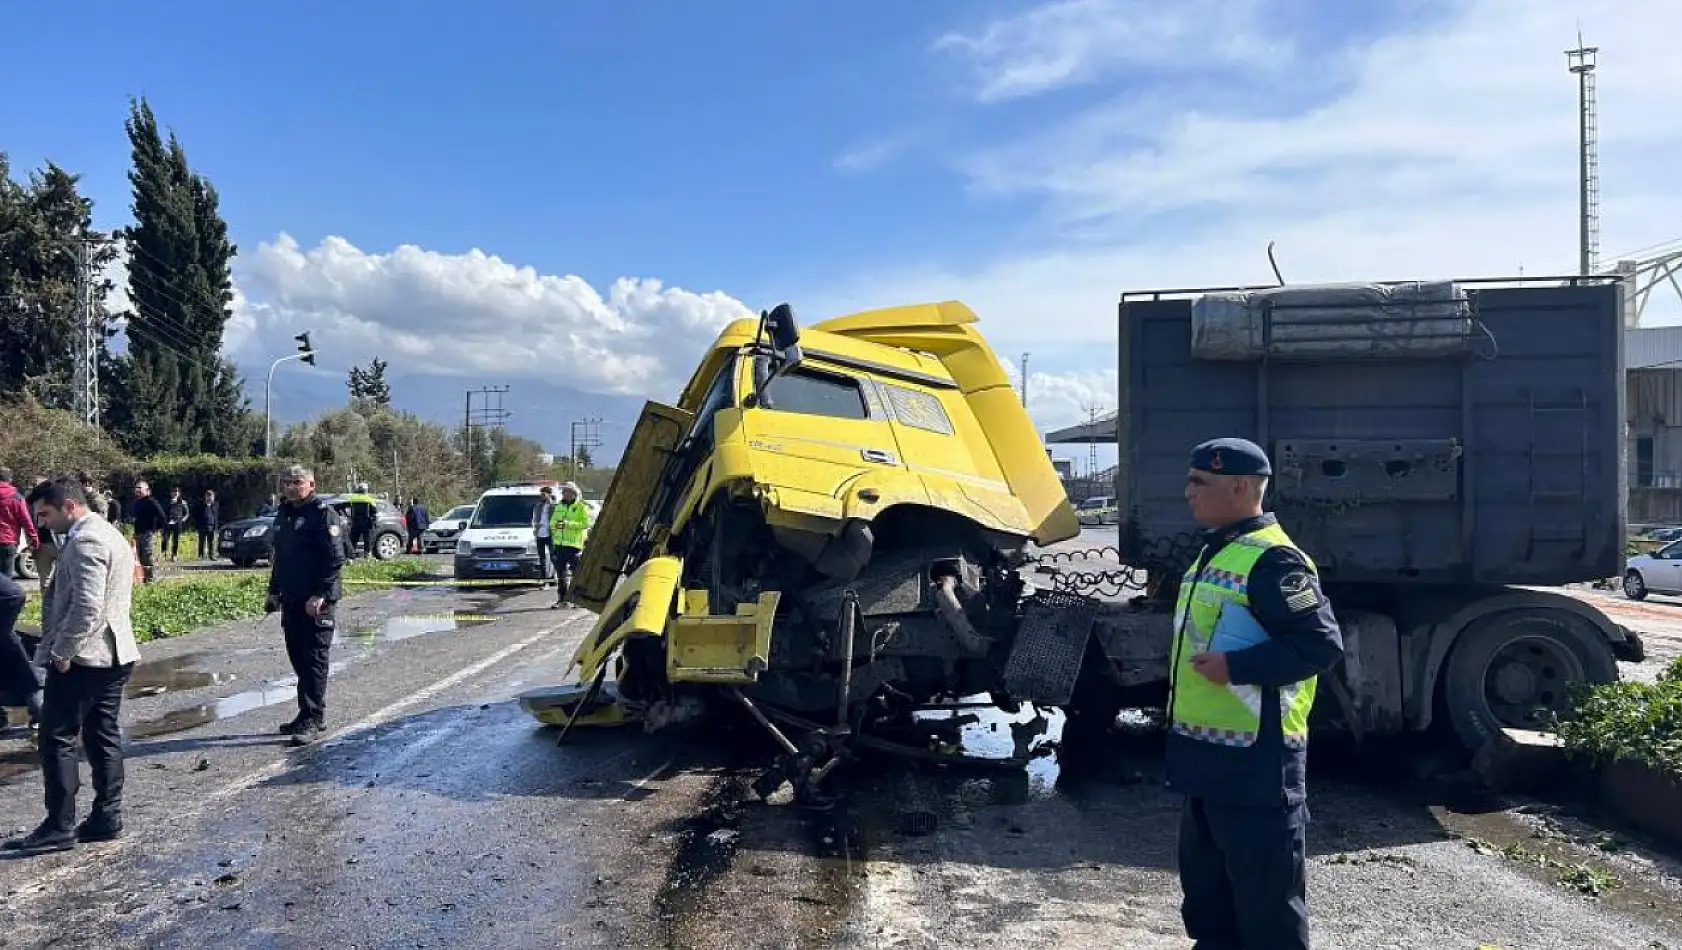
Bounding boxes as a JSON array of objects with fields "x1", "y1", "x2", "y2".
[
  {"x1": 229, "y1": 234, "x2": 753, "y2": 395},
  {"x1": 933, "y1": 0, "x2": 1282, "y2": 103},
  {"x1": 834, "y1": 133, "x2": 914, "y2": 173},
  {"x1": 810, "y1": 0, "x2": 1682, "y2": 410}
]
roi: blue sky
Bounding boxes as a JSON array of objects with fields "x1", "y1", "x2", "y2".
[{"x1": 5, "y1": 0, "x2": 1682, "y2": 454}]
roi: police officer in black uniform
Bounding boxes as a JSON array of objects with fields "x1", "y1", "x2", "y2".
[
  {"x1": 1169, "y1": 438, "x2": 1345, "y2": 950},
  {"x1": 264, "y1": 464, "x2": 345, "y2": 747}
]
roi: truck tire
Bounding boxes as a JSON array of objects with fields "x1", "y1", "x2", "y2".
[{"x1": 1441, "y1": 609, "x2": 1618, "y2": 751}]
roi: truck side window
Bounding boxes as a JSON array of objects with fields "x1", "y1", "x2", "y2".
[
  {"x1": 688, "y1": 355, "x2": 739, "y2": 450},
  {"x1": 879, "y1": 383, "x2": 954, "y2": 435},
  {"x1": 758, "y1": 366, "x2": 869, "y2": 420}
]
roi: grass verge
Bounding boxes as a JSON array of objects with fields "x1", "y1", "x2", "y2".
[{"x1": 18, "y1": 558, "x2": 438, "y2": 642}]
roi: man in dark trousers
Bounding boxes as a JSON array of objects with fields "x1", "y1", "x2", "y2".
[
  {"x1": 5, "y1": 478, "x2": 140, "y2": 855},
  {"x1": 128, "y1": 480, "x2": 168, "y2": 584},
  {"x1": 1167, "y1": 438, "x2": 1344, "y2": 950},
  {"x1": 197, "y1": 490, "x2": 220, "y2": 561},
  {"x1": 264, "y1": 464, "x2": 345, "y2": 747},
  {"x1": 0, "y1": 571, "x2": 42, "y2": 730},
  {"x1": 405, "y1": 497, "x2": 429, "y2": 554}
]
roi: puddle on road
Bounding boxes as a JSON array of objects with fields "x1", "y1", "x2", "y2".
[
  {"x1": 128, "y1": 660, "x2": 349, "y2": 740},
  {"x1": 126, "y1": 652, "x2": 237, "y2": 698},
  {"x1": 348, "y1": 612, "x2": 496, "y2": 644},
  {"x1": 908, "y1": 701, "x2": 1065, "y2": 804},
  {"x1": 1435, "y1": 804, "x2": 1682, "y2": 934}
]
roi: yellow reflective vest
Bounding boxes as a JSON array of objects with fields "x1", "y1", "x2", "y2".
[
  {"x1": 548, "y1": 500, "x2": 591, "y2": 550},
  {"x1": 1169, "y1": 521, "x2": 1320, "y2": 749}
]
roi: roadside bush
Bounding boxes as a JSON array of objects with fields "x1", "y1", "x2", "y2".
[
  {"x1": 0, "y1": 397, "x2": 133, "y2": 482},
  {"x1": 18, "y1": 558, "x2": 437, "y2": 641},
  {"x1": 107, "y1": 454, "x2": 294, "y2": 522},
  {"x1": 1555, "y1": 657, "x2": 1682, "y2": 777}
]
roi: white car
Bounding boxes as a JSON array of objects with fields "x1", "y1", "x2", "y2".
[
  {"x1": 1624, "y1": 539, "x2": 1682, "y2": 600},
  {"x1": 421, "y1": 504, "x2": 477, "y2": 553},
  {"x1": 1075, "y1": 495, "x2": 1118, "y2": 526}
]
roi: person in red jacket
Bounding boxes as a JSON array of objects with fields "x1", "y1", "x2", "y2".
[{"x1": 0, "y1": 468, "x2": 41, "y2": 580}]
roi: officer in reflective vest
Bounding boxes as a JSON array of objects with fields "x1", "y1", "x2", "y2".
[
  {"x1": 547, "y1": 482, "x2": 592, "y2": 608},
  {"x1": 1168, "y1": 437, "x2": 1344, "y2": 950}
]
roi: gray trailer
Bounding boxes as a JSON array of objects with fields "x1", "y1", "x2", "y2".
[{"x1": 1077, "y1": 276, "x2": 1644, "y2": 752}]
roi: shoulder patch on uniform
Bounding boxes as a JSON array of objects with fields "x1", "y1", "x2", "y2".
[
  {"x1": 1279, "y1": 569, "x2": 1320, "y2": 613},
  {"x1": 329, "y1": 524, "x2": 340, "y2": 537}
]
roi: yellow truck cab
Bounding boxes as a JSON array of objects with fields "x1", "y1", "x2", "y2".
[{"x1": 524, "y1": 301, "x2": 1081, "y2": 788}]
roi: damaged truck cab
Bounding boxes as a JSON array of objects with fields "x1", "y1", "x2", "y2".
[{"x1": 527, "y1": 301, "x2": 1081, "y2": 754}]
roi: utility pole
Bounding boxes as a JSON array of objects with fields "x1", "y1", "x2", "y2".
[
  {"x1": 1081, "y1": 401, "x2": 1106, "y2": 484},
  {"x1": 1019, "y1": 352, "x2": 1030, "y2": 411},
  {"x1": 70, "y1": 237, "x2": 101, "y2": 429},
  {"x1": 1567, "y1": 33, "x2": 1600, "y2": 277},
  {"x1": 265, "y1": 332, "x2": 316, "y2": 457},
  {"x1": 462, "y1": 385, "x2": 512, "y2": 485},
  {"x1": 569, "y1": 417, "x2": 603, "y2": 478}
]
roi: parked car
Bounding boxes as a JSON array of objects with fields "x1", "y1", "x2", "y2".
[
  {"x1": 421, "y1": 504, "x2": 477, "y2": 553},
  {"x1": 1624, "y1": 538, "x2": 1682, "y2": 600},
  {"x1": 217, "y1": 494, "x2": 408, "y2": 567}
]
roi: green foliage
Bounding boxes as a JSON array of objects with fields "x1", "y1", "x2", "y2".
[
  {"x1": 0, "y1": 397, "x2": 134, "y2": 483},
  {"x1": 1554, "y1": 657, "x2": 1682, "y2": 777},
  {"x1": 0, "y1": 154, "x2": 121, "y2": 405},
  {"x1": 19, "y1": 558, "x2": 437, "y2": 640},
  {"x1": 106, "y1": 454, "x2": 292, "y2": 521},
  {"x1": 348, "y1": 357, "x2": 391, "y2": 406},
  {"x1": 107, "y1": 97, "x2": 255, "y2": 457},
  {"x1": 279, "y1": 403, "x2": 475, "y2": 511}
]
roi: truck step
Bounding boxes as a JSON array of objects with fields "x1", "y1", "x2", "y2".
[{"x1": 1002, "y1": 591, "x2": 1098, "y2": 706}]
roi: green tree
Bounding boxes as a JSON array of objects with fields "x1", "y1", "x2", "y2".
[
  {"x1": 0, "y1": 155, "x2": 120, "y2": 407},
  {"x1": 347, "y1": 357, "x2": 391, "y2": 406},
  {"x1": 107, "y1": 97, "x2": 253, "y2": 455}
]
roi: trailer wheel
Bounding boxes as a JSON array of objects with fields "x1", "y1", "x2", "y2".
[{"x1": 1442, "y1": 610, "x2": 1617, "y2": 751}]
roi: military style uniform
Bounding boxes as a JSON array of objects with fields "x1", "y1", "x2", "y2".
[
  {"x1": 1168, "y1": 438, "x2": 1345, "y2": 950},
  {"x1": 267, "y1": 494, "x2": 346, "y2": 743}
]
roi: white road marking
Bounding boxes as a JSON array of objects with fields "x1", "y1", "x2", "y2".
[{"x1": 10, "y1": 615, "x2": 585, "y2": 901}]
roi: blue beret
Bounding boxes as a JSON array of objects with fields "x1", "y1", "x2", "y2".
[{"x1": 1190, "y1": 437, "x2": 1272, "y2": 476}]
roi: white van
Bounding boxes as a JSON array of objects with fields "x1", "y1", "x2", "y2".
[{"x1": 453, "y1": 484, "x2": 552, "y2": 582}]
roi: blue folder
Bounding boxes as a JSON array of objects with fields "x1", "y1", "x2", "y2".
[{"x1": 1209, "y1": 602, "x2": 1271, "y2": 654}]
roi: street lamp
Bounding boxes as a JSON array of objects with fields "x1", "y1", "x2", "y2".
[{"x1": 266, "y1": 331, "x2": 317, "y2": 457}]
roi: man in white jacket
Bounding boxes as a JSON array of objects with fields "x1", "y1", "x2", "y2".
[{"x1": 5, "y1": 477, "x2": 140, "y2": 855}]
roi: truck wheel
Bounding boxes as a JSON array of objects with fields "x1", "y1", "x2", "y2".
[
  {"x1": 1623, "y1": 570, "x2": 1649, "y2": 601},
  {"x1": 1442, "y1": 610, "x2": 1617, "y2": 751}
]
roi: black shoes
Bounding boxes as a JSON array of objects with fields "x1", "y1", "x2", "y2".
[
  {"x1": 288, "y1": 720, "x2": 327, "y2": 747},
  {"x1": 277, "y1": 714, "x2": 311, "y2": 736},
  {"x1": 75, "y1": 815, "x2": 123, "y2": 843},
  {"x1": 3, "y1": 823, "x2": 76, "y2": 856}
]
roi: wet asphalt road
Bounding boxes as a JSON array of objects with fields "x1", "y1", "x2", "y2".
[{"x1": 0, "y1": 546, "x2": 1678, "y2": 947}]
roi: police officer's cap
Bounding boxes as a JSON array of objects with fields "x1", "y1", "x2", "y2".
[{"x1": 1190, "y1": 438, "x2": 1272, "y2": 477}]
